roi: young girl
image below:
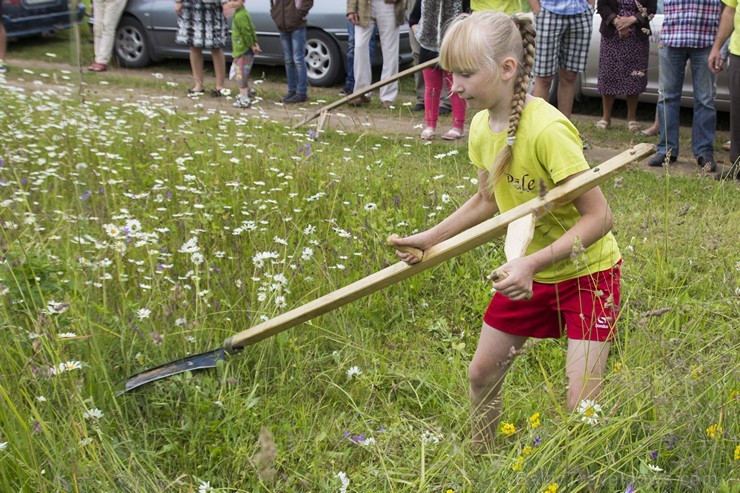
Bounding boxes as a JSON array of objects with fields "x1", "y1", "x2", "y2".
[
  {"x1": 390, "y1": 11, "x2": 622, "y2": 450},
  {"x1": 229, "y1": 0, "x2": 261, "y2": 108}
]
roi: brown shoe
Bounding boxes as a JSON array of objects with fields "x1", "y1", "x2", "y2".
[
  {"x1": 349, "y1": 95, "x2": 370, "y2": 106},
  {"x1": 88, "y1": 63, "x2": 107, "y2": 72},
  {"x1": 381, "y1": 100, "x2": 394, "y2": 108}
]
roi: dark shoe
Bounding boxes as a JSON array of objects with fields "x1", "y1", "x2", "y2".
[
  {"x1": 284, "y1": 93, "x2": 308, "y2": 104},
  {"x1": 412, "y1": 102, "x2": 425, "y2": 112},
  {"x1": 210, "y1": 88, "x2": 231, "y2": 97},
  {"x1": 186, "y1": 88, "x2": 205, "y2": 98},
  {"x1": 716, "y1": 165, "x2": 740, "y2": 180},
  {"x1": 339, "y1": 86, "x2": 353, "y2": 96},
  {"x1": 648, "y1": 154, "x2": 677, "y2": 167},
  {"x1": 697, "y1": 155, "x2": 717, "y2": 172},
  {"x1": 439, "y1": 106, "x2": 452, "y2": 116},
  {"x1": 280, "y1": 92, "x2": 296, "y2": 102},
  {"x1": 0, "y1": 60, "x2": 8, "y2": 73},
  {"x1": 349, "y1": 95, "x2": 370, "y2": 106}
]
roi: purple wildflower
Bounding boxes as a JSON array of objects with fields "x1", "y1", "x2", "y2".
[
  {"x1": 625, "y1": 483, "x2": 636, "y2": 493},
  {"x1": 650, "y1": 450, "x2": 658, "y2": 460},
  {"x1": 80, "y1": 190, "x2": 92, "y2": 201},
  {"x1": 533, "y1": 436, "x2": 542, "y2": 446}
]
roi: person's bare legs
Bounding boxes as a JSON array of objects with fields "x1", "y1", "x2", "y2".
[
  {"x1": 0, "y1": 23, "x2": 7, "y2": 66},
  {"x1": 533, "y1": 75, "x2": 554, "y2": 101},
  {"x1": 626, "y1": 94, "x2": 639, "y2": 123},
  {"x1": 565, "y1": 339, "x2": 611, "y2": 411},
  {"x1": 189, "y1": 47, "x2": 205, "y2": 91},
  {"x1": 468, "y1": 322, "x2": 528, "y2": 451},
  {"x1": 211, "y1": 47, "x2": 226, "y2": 90},
  {"x1": 556, "y1": 68, "x2": 578, "y2": 119},
  {"x1": 601, "y1": 95, "x2": 616, "y2": 125}
]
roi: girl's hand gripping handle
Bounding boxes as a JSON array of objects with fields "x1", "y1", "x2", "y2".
[{"x1": 386, "y1": 234, "x2": 424, "y2": 262}]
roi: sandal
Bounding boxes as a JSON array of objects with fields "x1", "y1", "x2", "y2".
[
  {"x1": 627, "y1": 121, "x2": 641, "y2": 133},
  {"x1": 723, "y1": 140, "x2": 731, "y2": 151},
  {"x1": 187, "y1": 88, "x2": 205, "y2": 98},
  {"x1": 595, "y1": 119, "x2": 610, "y2": 130},
  {"x1": 640, "y1": 126, "x2": 658, "y2": 137},
  {"x1": 210, "y1": 88, "x2": 231, "y2": 97},
  {"x1": 420, "y1": 127, "x2": 436, "y2": 140},
  {"x1": 441, "y1": 127, "x2": 465, "y2": 140}
]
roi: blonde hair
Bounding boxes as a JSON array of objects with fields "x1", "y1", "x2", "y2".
[{"x1": 440, "y1": 11, "x2": 536, "y2": 190}]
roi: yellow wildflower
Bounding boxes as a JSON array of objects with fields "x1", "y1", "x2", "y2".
[
  {"x1": 691, "y1": 365, "x2": 701, "y2": 379},
  {"x1": 706, "y1": 424, "x2": 722, "y2": 439},
  {"x1": 614, "y1": 361, "x2": 622, "y2": 373},
  {"x1": 734, "y1": 444, "x2": 739, "y2": 460},
  {"x1": 446, "y1": 490, "x2": 454, "y2": 493},
  {"x1": 529, "y1": 412, "x2": 541, "y2": 429},
  {"x1": 523, "y1": 445, "x2": 533, "y2": 456},
  {"x1": 511, "y1": 456, "x2": 524, "y2": 472},
  {"x1": 544, "y1": 484, "x2": 558, "y2": 493},
  {"x1": 501, "y1": 422, "x2": 516, "y2": 436}
]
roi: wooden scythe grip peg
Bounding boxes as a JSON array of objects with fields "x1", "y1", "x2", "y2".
[
  {"x1": 386, "y1": 234, "x2": 424, "y2": 262},
  {"x1": 488, "y1": 214, "x2": 536, "y2": 300}
]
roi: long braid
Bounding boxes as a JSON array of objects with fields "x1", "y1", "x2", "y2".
[{"x1": 488, "y1": 15, "x2": 536, "y2": 190}]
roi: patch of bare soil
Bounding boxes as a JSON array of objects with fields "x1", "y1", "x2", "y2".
[{"x1": 5, "y1": 56, "x2": 734, "y2": 181}]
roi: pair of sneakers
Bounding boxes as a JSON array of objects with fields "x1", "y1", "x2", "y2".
[
  {"x1": 281, "y1": 92, "x2": 308, "y2": 104},
  {"x1": 233, "y1": 95, "x2": 251, "y2": 108}
]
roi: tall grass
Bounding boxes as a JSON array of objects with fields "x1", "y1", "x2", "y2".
[{"x1": 0, "y1": 79, "x2": 737, "y2": 492}]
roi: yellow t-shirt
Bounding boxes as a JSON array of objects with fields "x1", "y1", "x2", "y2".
[
  {"x1": 722, "y1": 0, "x2": 740, "y2": 56},
  {"x1": 468, "y1": 98, "x2": 621, "y2": 283},
  {"x1": 470, "y1": 0, "x2": 530, "y2": 13}
]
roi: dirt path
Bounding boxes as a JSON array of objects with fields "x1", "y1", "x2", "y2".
[{"x1": 4, "y1": 56, "x2": 733, "y2": 180}]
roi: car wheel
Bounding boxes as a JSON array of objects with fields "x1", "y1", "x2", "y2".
[
  {"x1": 115, "y1": 17, "x2": 151, "y2": 68},
  {"x1": 305, "y1": 30, "x2": 343, "y2": 87}
]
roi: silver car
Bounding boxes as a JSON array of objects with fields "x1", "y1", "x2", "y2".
[
  {"x1": 107, "y1": 0, "x2": 412, "y2": 87},
  {"x1": 580, "y1": 1, "x2": 730, "y2": 112}
]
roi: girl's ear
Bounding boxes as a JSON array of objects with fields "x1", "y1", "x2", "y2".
[{"x1": 500, "y1": 57, "x2": 518, "y2": 82}]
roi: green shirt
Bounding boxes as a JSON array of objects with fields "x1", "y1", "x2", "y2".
[
  {"x1": 231, "y1": 7, "x2": 258, "y2": 59},
  {"x1": 470, "y1": 0, "x2": 530, "y2": 13},
  {"x1": 468, "y1": 98, "x2": 621, "y2": 283}
]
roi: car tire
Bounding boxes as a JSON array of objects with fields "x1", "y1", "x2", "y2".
[
  {"x1": 305, "y1": 30, "x2": 343, "y2": 87},
  {"x1": 115, "y1": 16, "x2": 151, "y2": 69}
]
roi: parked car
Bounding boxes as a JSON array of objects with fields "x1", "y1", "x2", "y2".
[
  {"x1": 2, "y1": 0, "x2": 85, "y2": 39},
  {"x1": 101, "y1": 0, "x2": 413, "y2": 87},
  {"x1": 580, "y1": 1, "x2": 730, "y2": 112}
]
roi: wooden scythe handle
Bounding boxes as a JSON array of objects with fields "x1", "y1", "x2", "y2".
[
  {"x1": 488, "y1": 213, "x2": 537, "y2": 299},
  {"x1": 292, "y1": 58, "x2": 440, "y2": 130},
  {"x1": 223, "y1": 144, "x2": 655, "y2": 352}
]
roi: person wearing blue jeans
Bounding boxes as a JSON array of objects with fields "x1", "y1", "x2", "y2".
[
  {"x1": 341, "y1": 21, "x2": 378, "y2": 96},
  {"x1": 271, "y1": 0, "x2": 313, "y2": 104},
  {"x1": 648, "y1": 0, "x2": 721, "y2": 172}
]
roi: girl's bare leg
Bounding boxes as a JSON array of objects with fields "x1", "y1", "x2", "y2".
[
  {"x1": 212, "y1": 48, "x2": 226, "y2": 90},
  {"x1": 565, "y1": 339, "x2": 611, "y2": 411},
  {"x1": 468, "y1": 322, "x2": 528, "y2": 451},
  {"x1": 189, "y1": 47, "x2": 204, "y2": 91}
]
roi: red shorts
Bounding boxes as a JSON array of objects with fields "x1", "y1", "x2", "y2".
[{"x1": 484, "y1": 261, "x2": 622, "y2": 341}]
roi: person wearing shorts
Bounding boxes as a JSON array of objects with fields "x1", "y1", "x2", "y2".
[{"x1": 529, "y1": 0, "x2": 595, "y2": 118}]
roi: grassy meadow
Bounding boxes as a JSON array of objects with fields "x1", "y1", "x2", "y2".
[{"x1": 0, "y1": 61, "x2": 738, "y2": 493}]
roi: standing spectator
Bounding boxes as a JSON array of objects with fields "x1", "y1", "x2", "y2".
[
  {"x1": 647, "y1": 0, "x2": 721, "y2": 171},
  {"x1": 340, "y1": 22, "x2": 378, "y2": 96},
  {"x1": 406, "y1": 0, "x2": 426, "y2": 111},
  {"x1": 175, "y1": 0, "x2": 228, "y2": 97},
  {"x1": 529, "y1": 0, "x2": 595, "y2": 119},
  {"x1": 88, "y1": 0, "x2": 128, "y2": 72},
  {"x1": 709, "y1": 1, "x2": 740, "y2": 179},
  {"x1": 409, "y1": 0, "x2": 468, "y2": 140},
  {"x1": 347, "y1": 0, "x2": 405, "y2": 107},
  {"x1": 0, "y1": 7, "x2": 7, "y2": 73},
  {"x1": 595, "y1": 0, "x2": 657, "y2": 132},
  {"x1": 271, "y1": 0, "x2": 313, "y2": 104},
  {"x1": 229, "y1": 0, "x2": 261, "y2": 108}
]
